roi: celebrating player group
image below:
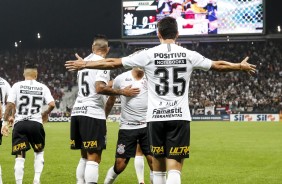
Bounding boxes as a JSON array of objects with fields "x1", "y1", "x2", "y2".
[
  {"x1": 65, "y1": 16, "x2": 255, "y2": 184},
  {"x1": 1, "y1": 16, "x2": 256, "y2": 184}
]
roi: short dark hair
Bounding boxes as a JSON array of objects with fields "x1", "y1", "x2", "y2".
[
  {"x1": 93, "y1": 34, "x2": 108, "y2": 43},
  {"x1": 157, "y1": 17, "x2": 178, "y2": 40},
  {"x1": 92, "y1": 34, "x2": 108, "y2": 51},
  {"x1": 24, "y1": 62, "x2": 38, "y2": 70}
]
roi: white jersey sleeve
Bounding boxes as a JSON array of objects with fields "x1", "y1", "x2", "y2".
[
  {"x1": 121, "y1": 49, "x2": 150, "y2": 69},
  {"x1": 6, "y1": 83, "x2": 17, "y2": 104},
  {"x1": 0, "y1": 79, "x2": 10, "y2": 119},
  {"x1": 112, "y1": 75, "x2": 121, "y2": 90},
  {"x1": 43, "y1": 85, "x2": 54, "y2": 105},
  {"x1": 96, "y1": 70, "x2": 110, "y2": 85},
  {"x1": 0, "y1": 78, "x2": 11, "y2": 102},
  {"x1": 0, "y1": 78, "x2": 11, "y2": 119},
  {"x1": 189, "y1": 51, "x2": 212, "y2": 70}
]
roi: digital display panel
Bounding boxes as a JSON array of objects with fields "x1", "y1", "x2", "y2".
[{"x1": 122, "y1": 0, "x2": 264, "y2": 37}]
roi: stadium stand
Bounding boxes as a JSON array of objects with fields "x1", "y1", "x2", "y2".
[{"x1": 0, "y1": 41, "x2": 281, "y2": 115}]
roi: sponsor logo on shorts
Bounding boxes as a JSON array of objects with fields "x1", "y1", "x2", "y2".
[
  {"x1": 34, "y1": 143, "x2": 43, "y2": 150},
  {"x1": 13, "y1": 142, "x2": 27, "y2": 152},
  {"x1": 83, "y1": 141, "x2": 98, "y2": 149},
  {"x1": 151, "y1": 146, "x2": 164, "y2": 155},
  {"x1": 117, "y1": 144, "x2": 125, "y2": 154},
  {"x1": 169, "y1": 146, "x2": 189, "y2": 156},
  {"x1": 70, "y1": 140, "x2": 75, "y2": 146}
]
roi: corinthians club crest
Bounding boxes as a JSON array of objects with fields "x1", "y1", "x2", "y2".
[{"x1": 117, "y1": 144, "x2": 125, "y2": 154}]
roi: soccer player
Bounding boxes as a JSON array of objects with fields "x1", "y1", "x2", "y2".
[
  {"x1": 103, "y1": 66, "x2": 153, "y2": 184},
  {"x1": 1, "y1": 63, "x2": 55, "y2": 184},
  {"x1": 70, "y1": 34, "x2": 140, "y2": 184},
  {"x1": 0, "y1": 76, "x2": 11, "y2": 184},
  {"x1": 65, "y1": 17, "x2": 256, "y2": 184}
]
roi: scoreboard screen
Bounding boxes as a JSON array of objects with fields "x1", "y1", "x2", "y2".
[{"x1": 122, "y1": 0, "x2": 264, "y2": 37}]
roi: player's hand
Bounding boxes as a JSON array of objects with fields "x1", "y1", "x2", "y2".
[
  {"x1": 8, "y1": 116, "x2": 14, "y2": 127},
  {"x1": 1, "y1": 122, "x2": 10, "y2": 136},
  {"x1": 122, "y1": 85, "x2": 140, "y2": 97},
  {"x1": 240, "y1": 57, "x2": 256, "y2": 75},
  {"x1": 65, "y1": 53, "x2": 86, "y2": 71},
  {"x1": 42, "y1": 112, "x2": 49, "y2": 124}
]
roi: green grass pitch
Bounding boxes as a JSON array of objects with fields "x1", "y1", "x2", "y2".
[{"x1": 1, "y1": 121, "x2": 282, "y2": 184}]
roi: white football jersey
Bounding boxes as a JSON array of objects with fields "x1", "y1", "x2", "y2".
[
  {"x1": 71, "y1": 53, "x2": 110, "y2": 119},
  {"x1": 0, "y1": 77, "x2": 11, "y2": 120},
  {"x1": 113, "y1": 70, "x2": 147, "y2": 129},
  {"x1": 7, "y1": 80, "x2": 54, "y2": 124},
  {"x1": 122, "y1": 44, "x2": 212, "y2": 122}
]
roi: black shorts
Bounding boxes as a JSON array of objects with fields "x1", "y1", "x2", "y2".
[
  {"x1": 115, "y1": 127, "x2": 152, "y2": 158},
  {"x1": 12, "y1": 120, "x2": 45, "y2": 155},
  {"x1": 148, "y1": 120, "x2": 190, "y2": 160},
  {"x1": 70, "y1": 116, "x2": 106, "y2": 152},
  {"x1": 0, "y1": 120, "x2": 2, "y2": 145}
]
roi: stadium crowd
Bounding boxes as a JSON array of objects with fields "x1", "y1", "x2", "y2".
[
  {"x1": 0, "y1": 40, "x2": 281, "y2": 114},
  {"x1": 187, "y1": 41, "x2": 282, "y2": 114}
]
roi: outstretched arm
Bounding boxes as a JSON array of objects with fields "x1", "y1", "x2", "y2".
[
  {"x1": 211, "y1": 57, "x2": 256, "y2": 75},
  {"x1": 65, "y1": 54, "x2": 123, "y2": 71}
]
